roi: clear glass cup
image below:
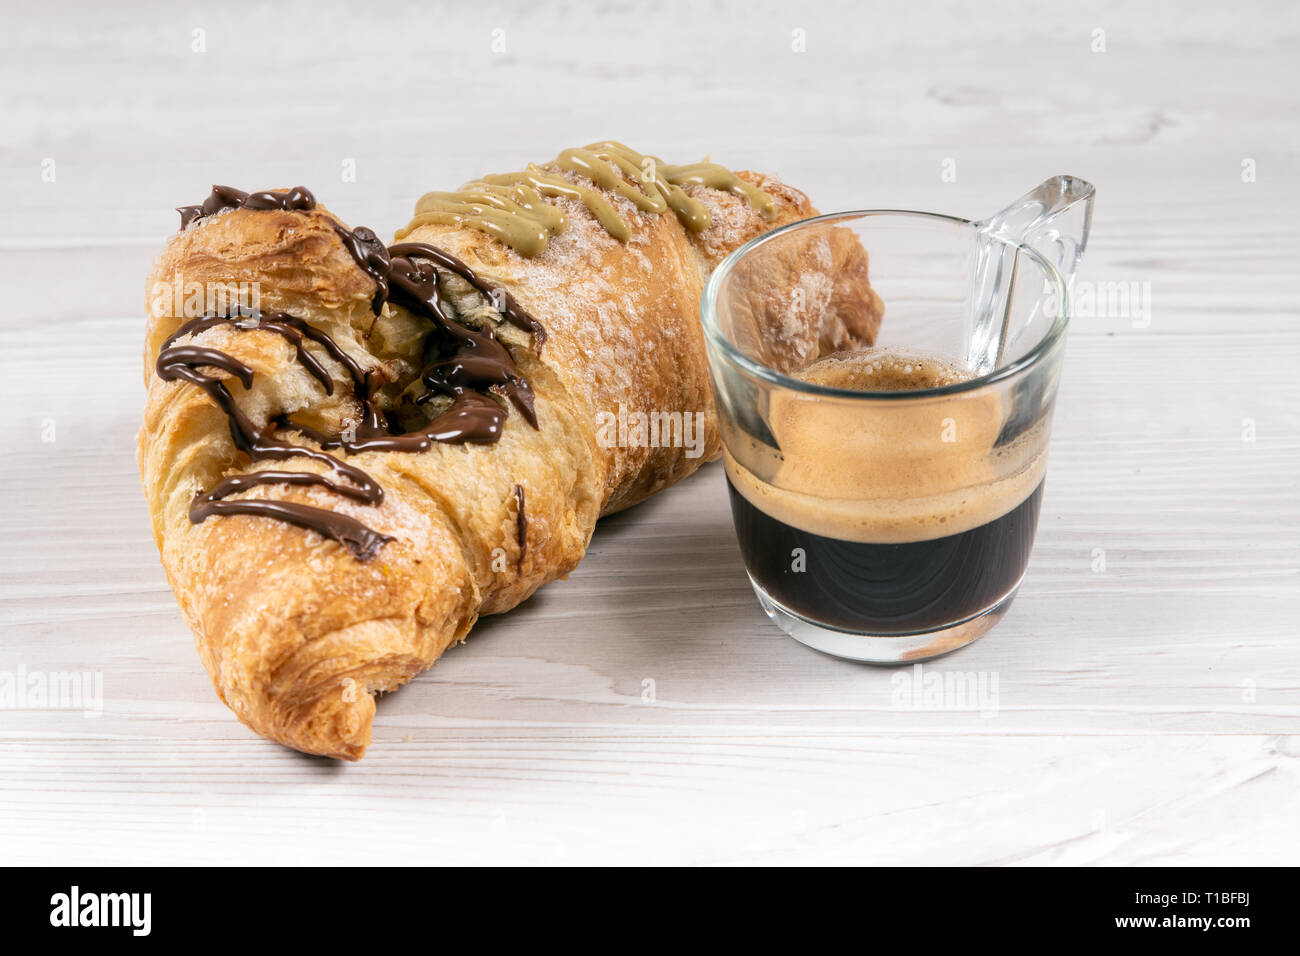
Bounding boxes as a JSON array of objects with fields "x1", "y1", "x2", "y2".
[{"x1": 700, "y1": 177, "x2": 1095, "y2": 663}]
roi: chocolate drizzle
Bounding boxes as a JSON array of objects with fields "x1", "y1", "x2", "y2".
[
  {"x1": 178, "y1": 185, "x2": 317, "y2": 230},
  {"x1": 514, "y1": 484, "x2": 527, "y2": 571},
  {"x1": 157, "y1": 188, "x2": 547, "y2": 561},
  {"x1": 386, "y1": 243, "x2": 538, "y2": 429},
  {"x1": 157, "y1": 315, "x2": 391, "y2": 560},
  {"x1": 331, "y1": 224, "x2": 391, "y2": 314},
  {"x1": 389, "y1": 242, "x2": 546, "y2": 345}
]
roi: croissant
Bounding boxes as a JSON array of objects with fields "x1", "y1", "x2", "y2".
[{"x1": 139, "y1": 142, "x2": 883, "y2": 759}]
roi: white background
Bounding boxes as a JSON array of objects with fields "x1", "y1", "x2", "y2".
[{"x1": 1, "y1": 0, "x2": 1297, "y2": 864}]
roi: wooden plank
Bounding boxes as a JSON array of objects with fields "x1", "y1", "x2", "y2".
[{"x1": 0, "y1": 735, "x2": 1294, "y2": 865}]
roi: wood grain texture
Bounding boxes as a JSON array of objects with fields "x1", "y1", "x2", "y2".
[{"x1": 1, "y1": 0, "x2": 1297, "y2": 865}]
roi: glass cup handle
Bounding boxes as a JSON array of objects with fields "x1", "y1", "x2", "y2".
[
  {"x1": 979, "y1": 175, "x2": 1095, "y2": 285},
  {"x1": 966, "y1": 176, "x2": 1096, "y2": 373}
]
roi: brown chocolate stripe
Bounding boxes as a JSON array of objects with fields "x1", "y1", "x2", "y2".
[{"x1": 158, "y1": 190, "x2": 547, "y2": 560}]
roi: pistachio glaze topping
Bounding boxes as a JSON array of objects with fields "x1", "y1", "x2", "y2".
[
  {"x1": 394, "y1": 141, "x2": 777, "y2": 257},
  {"x1": 158, "y1": 190, "x2": 547, "y2": 560}
]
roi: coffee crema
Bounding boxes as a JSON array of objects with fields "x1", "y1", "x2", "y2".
[
  {"x1": 724, "y1": 347, "x2": 1049, "y2": 633},
  {"x1": 724, "y1": 348, "x2": 1047, "y2": 545}
]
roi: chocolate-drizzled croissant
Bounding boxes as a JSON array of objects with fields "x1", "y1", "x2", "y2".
[{"x1": 139, "y1": 143, "x2": 883, "y2": 759}]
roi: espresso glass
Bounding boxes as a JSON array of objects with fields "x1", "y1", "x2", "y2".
[{"x1": 701, "y1": 180, "x2": 1093, "y2": 662}]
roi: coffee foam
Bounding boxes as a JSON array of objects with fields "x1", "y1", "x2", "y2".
[{"x1": 725, "y1": 348, "x2": 1048, "y2": 543}]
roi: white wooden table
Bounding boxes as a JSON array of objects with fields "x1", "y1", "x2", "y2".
[{"x1": 1, "y1": 1, "x2": 1296, "y2": 865}]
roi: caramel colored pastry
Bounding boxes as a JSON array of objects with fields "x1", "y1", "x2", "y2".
[{"x1": 139, "y1": 143, "x2": 883, "y2": 759}]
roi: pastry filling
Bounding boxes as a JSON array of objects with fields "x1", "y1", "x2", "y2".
[{"x1": 158, "y1": 189, "x2": 546, "y2": 560}]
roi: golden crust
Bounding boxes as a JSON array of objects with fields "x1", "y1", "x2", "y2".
[{"x1": 139, "y1": 162, "x2": 882, "y2": 759}]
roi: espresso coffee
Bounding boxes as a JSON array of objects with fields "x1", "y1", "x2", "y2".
[{"x1": 724, "y1": 348, "x2": 1047, "y2": 634}]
